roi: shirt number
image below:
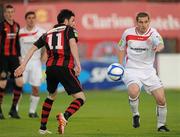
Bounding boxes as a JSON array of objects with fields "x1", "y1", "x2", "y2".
[{"x1": 47, "y1": 33, "x2": 63, "y2": 50}]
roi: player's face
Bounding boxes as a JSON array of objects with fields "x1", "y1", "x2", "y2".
[
  {"x1": 4, "y1": 8, "x2": 15, "y2": 22},
  {"x1": 68, "y1": 16, "x2": 75, "y2": 27},
  {"x1": 136, "y1": 16, "x2": 150, "y2": 34},
  {"x1": 26, "y1": 14, "x2": 36, "y2": 28}
]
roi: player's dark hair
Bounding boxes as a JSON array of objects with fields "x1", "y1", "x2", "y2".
[
  {"x1": 3, "y1": 4, "x2": 14, "y2": 12},
  {"x1": 25, "y1": 11, "x2": 36, "y2": 19},
  {"x1": 136, "y1": 12, "x2": 150, "y2": 21},
  {"x1": 57, "y1": 9, "x2": 75, "y2": 24}
]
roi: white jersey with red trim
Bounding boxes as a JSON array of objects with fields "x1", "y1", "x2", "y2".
[
  {"x1": 118, "y1": 27, "x2": 164, "y2": 69},
  {"x1": 19, "y1": 26, "x2": 46, "y2": 60}
]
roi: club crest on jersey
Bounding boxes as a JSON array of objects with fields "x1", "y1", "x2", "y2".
[{"x1": 118, "y1": 40, "x2": 123, "y2": 47}]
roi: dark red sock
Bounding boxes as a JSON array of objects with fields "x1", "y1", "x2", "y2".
[
  {"x1": 12, "y1": 85, "x2": 22, "y2": 106},
  {"x1": 40, "y1": 98, "x2": 54, "y2": 130},
  {"x1": 64, "y1": 98, "x2": 84, "y2": 120}
]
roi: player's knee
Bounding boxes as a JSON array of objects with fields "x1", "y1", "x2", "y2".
[
  {"x1": 0, "y1": 80, "x2": 8, "y2": 89},
  {"x1": 48, "y1": 92, "x2": 57, "y2": 100},
  {"x1": 15, "y1": 77, "x2": 23, "y2": 87},
  {"x1": 128, "y1": 89, "x2": 140, "y2": 100},
  {"x1": 157, "y1": 99, "x2": 166, "y2": 106},
  {"x1": 72, "y1": 91, "x2": 86, "y2": 103},
  {"x1": 0, "y1": 71, "x2": 8, "y2": 80},
  {"x1": 32, "y1": 86, "x2": 39, "y2": 96},
  {"x1": 15, "y1": 82, "x2": 23, "y2": 88},
  {"x1": 80, "y1": 92, "x2": 86, "y2": 102},
  {"x1": 128, "y1": 84, "x2": 140, "y2": 96}
]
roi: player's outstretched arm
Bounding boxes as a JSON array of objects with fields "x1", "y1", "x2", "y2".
[
  {"x1": 14, "y1": 45, "x2": 38, "y2": 77},
  {"x1": 41, "y1": 47, "x2": 47, "y2": 64},
  {"x1": 69, "y1": 38, "x2": 81, "y2": 76},
  {"x1": 118, "y1": 50, "x2": 125, "y2": 65}
]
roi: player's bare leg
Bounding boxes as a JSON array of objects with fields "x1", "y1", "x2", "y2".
[
  {"x1": 152, "y1": 87, "x2": 169, "y2": 132},
  {"x1": 29, "y1": 86, "x2": 40, "y2": 118},
  {"x1": 9, "y1": 77, "x2": 23, "y2": 119},
  {"x1": 57, "y1": 91, "x2": 86, "y2": 134},
  {"x1": 128, "y1": 83, "x2": 140, "y2": 128}
]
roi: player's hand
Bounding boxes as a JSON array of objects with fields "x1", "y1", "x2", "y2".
[
  {"x1": 74, "y1": 65, "x2": 81, "y2": 76},
  {"x1": 153, "y1": 44, "x2": 164, "y2": 52},
  {"x1": 14, "y1": 64, "x2": 25, "y2": 77}
]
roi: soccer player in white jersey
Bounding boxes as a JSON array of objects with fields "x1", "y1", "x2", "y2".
[
  {"x1": 19, "y1": 11, "x2": 46, "y2": 118},
  {"x1": 118, "y1": 12, "x2": 169, "y2": 132}
]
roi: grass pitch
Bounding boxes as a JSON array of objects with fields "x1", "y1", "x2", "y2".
[{"x1": 0, "y1": 89, "x2": 180, "y2": 137}]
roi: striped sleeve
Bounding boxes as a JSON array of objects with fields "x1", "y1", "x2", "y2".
[
  {"x1": 16, "y1": 23, "x2": 21, "y2": 56},
  {"x1": 68, "y1": 27, "x2": 78, "y2": 42},
  {"x1": 34, "y1": 34, "x2": 47, "y2": 49}
]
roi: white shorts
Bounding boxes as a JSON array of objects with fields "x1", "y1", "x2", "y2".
[
  {"x1": 23, "y1": 60, "x2": 42, "y2": 87},
  {"x1": 122, "y1": 68, "x2": 163, "y2": 93}
]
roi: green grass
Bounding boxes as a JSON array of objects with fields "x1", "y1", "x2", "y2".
[{"x1": 0, "y1": 89, "x2": 180, "y2": 137}]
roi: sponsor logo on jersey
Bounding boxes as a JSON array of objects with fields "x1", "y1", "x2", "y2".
[
  {"x1": 7, "y1": 33, "x2": 16, "y2": 39},
  {"x1": 130, "y1": 47, "x2": 148, "y2": 52}
]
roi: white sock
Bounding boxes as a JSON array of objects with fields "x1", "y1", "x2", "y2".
[
  {"x1": 16, "y1": 94, "x2": 22, "y2": 111},
  {"x1": 16, "y1": 104, "x2": 19, "y2": 111},
  {"x1": 129, "y1": 96, "x2": 139, "y2": 116},
  {"x1": 157, "y1": 105, "x2": 167, "y2": 128},
  {"x1": 29, "y1": 95, "x2": 40, "y2": 113}
]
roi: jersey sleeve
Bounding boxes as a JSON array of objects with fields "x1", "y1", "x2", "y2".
[
  {"x1": 67, "y1": 27, "x2": 78, "y2": 42},
  {"x1": 16, "y1": 23, "x2": 21, "y2": 57},
  {"x1": 34, "y1": 34, "x2": 47, "y2": 49},
  {"x1": 151, "y1": 30, "x2": 164, "y2": 46},
  {"x1": 0, "y1": 22, "x2": 4, "y2": 35},
  {"x1": 117, "y1": 31, "x2": 127, "y2": 51}
]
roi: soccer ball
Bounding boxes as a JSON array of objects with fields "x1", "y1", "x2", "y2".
[{"x1": 107, "y1": 63, "x2": 124, "y2": 81}]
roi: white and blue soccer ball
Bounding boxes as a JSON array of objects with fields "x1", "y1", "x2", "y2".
[{"x1": 107, "y1": 63, "x2": 124, "y2": 81}]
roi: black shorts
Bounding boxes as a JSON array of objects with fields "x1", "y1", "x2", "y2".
[
  {"x1": 46, "y1": 66, "x2": 83, "y2": 95},
  {"x1": 0, "y1": 55, "x2": 20, "y2": 80}
]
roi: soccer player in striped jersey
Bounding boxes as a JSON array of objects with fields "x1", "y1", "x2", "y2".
[
  {"x1": 118, "y1": 12, "x2": 169, "y2": 132},
  {"x1": 0, "y1": 4, "x2": 23, "y2": 119},
  {"x1": 19, "y1": 11, "x2": 46, "y2": 118},
  {"x1": 14, "y1": 9, "x2": 86, "y2": 134}
]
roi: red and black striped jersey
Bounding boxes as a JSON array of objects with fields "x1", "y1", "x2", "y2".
[
  {"x1": 34, "y1": 24, "x2": 78, "y2": 69},
  {"x1": 0, "y1": 20, "x2": 21, "y2": 56}
]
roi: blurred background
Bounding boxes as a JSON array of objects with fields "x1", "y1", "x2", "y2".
[{"x1": 0, "y1": 0, "x2": 180, "y2": 92}]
